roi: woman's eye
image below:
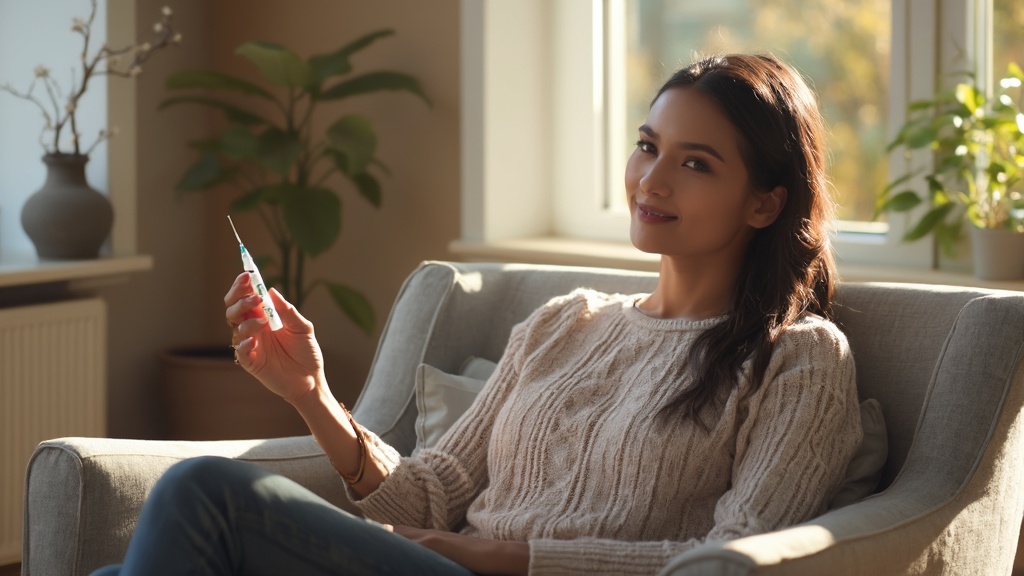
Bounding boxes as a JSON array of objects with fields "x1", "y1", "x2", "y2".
[
  {"x1": 683, "y1": 158, "x2": 709, "y2": 172},
  {"x1": 635, "y1": 139, "x2": 656, "y2": 154}
]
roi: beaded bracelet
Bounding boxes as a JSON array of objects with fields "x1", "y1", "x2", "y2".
[{"x1": 339, "y1": 402, "x2": 366, "y2": 485}]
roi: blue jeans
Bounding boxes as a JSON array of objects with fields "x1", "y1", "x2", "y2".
[{"x1": 89, "y1": 456, "x2": 476, "y2": 576}]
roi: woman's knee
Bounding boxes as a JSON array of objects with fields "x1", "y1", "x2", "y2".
[{"x1": 150, "y1": 456, "x2": 265, "y2": 507}]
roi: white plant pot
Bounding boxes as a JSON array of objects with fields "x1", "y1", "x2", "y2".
[{"x1": 970, "y1": 226, "x2": 1024, "y2": 281}]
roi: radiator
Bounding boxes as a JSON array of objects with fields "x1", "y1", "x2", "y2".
[{"x1": 0, "y1": 298, "x2": 106, "y2": 565}]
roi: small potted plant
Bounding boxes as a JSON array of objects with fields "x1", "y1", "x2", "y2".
[
  {"x1": 876, "y1": 62, "x2": 1024, "y2": 279},
  {"x1": 158, "y1": 30, "x2": 429, "y2": 440},
  {"x1": 0, "y1": 1, "x2": 180, "y2": 259}
]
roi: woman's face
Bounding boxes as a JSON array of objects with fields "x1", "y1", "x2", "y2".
[{"x1": 625, "y1": 87, "x2": 773, "y2": 263}]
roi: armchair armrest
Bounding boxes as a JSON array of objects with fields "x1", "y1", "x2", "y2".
[
  {"x1": 659, "y1": 474, "x2": 1011, "y2": 575},
  {"x1": 24, "y1": 435, "x2": 351, "y2": 576}
]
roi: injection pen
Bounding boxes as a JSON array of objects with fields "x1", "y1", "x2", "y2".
[{"x1": 228, "y1": 216, "x2": 284, "y2": 331}]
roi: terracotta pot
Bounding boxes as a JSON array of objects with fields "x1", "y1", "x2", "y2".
[
  {"x1": 21, "y1": 153, "x2": 113, "y2": 259},
  {"x1": 970, "y1": 226, "x2": 1024, "y2": 281},
  {"x1": 159, "y1": 345, "x2": 309, "y2": 440}
]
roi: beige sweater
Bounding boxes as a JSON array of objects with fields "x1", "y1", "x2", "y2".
[{"x1": 355, "y1": 289, "x2": 863, "y2": 575}]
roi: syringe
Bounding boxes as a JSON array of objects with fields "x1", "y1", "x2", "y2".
[{"x1": 228, "y1": 216, "x2": 284, "y2": 331}]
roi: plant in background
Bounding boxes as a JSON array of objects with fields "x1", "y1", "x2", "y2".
[
  {"x1": 162, "y1": 31, "x2": 428, "y2": 334},
  {"x1": 876, "y1": 62, "x2": 1024, "y2": 255},
  {"x1": 1, "y1": 0, "x2": 180, "y2": 156}
]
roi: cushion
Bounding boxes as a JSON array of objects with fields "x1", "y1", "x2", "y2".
[
  {"x1": 412, "y1": 359, "x2": 888, "y2": 509},
  {"x1": 828, "y1": 398, "x2": 888, "y2": 509},
  {"x1": 413, "y1": 357, "x2": 498, "y2": 452}
]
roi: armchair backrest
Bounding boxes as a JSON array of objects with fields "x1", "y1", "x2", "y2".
[{"x1": 354, "y1": 261, "x2": 1024, "y2": 507}]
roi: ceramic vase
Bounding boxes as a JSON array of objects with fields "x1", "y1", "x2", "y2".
[
  {"x1": 21, "y1": 153, "x2": 113, "y2": 260},
  {"x1": 970, "y1": 226, "x2": 1024, "y2": 281}
]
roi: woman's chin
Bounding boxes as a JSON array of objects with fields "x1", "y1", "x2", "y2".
[{"x1": 628, "y1": 231, "x2": 666, "y2": 256}]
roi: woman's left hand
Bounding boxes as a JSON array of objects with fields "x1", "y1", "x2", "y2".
[{"x1": 392, "y1": 525, "x2": 529, "y2": 576}]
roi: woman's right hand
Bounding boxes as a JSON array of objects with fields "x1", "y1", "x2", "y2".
[{"x1": 224, "y1": 272, "x2": 325, "y2": 404}]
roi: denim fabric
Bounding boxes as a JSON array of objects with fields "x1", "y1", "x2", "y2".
[{"x1": 89, "y1": 457, "x2": 476, "y2": 576}]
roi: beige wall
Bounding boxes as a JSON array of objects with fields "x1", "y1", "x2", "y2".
[{"x1": 104, "y1": 0, "x2": 460, "y2": 438}]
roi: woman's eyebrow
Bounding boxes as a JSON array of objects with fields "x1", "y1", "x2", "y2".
[{"x1": 638, "y1": 124, "x2": 725, "y2": 163}]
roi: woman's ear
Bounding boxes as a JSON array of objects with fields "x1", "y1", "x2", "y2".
[{"x1": 748, "y1": 185, "x2": 787, "y2": 229}]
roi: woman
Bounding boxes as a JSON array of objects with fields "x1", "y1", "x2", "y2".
[{"x1": 94, "y1": 53, "x2": 862, "y2": 576}]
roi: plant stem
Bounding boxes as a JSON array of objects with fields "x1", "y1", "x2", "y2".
[{"x1": 295, "y1": 249, "x2": 306, "y2": 310}]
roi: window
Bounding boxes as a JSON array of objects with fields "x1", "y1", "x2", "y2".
[
  {"x1": 0, "y1": 1, "x2": 108, "y2": 257},
  {"x1": 607, "y1": 0, "x2": 890, "y2": 229},
  {"x1": 459, "y1": 0, "x2": 1018, "y2": 271}
]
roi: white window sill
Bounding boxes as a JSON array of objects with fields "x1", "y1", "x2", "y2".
[
  {"x1": 449, "y1": 237, "x2": 1024, "y2": 292},
  {"x1": 0, "y1": 252, "x2": 153, "y2": 290}
]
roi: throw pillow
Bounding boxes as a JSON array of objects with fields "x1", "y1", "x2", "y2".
[
  {"x1": 829, "y1": 398, "x2": 888, "y2": 509},
  {"x1": 413, "y1": 358, "x2": 498, "y2": 453}
]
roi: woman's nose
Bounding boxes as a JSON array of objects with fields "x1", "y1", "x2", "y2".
[{"x1": 639, "y1": 159, "x2": 673, "y2": 197}]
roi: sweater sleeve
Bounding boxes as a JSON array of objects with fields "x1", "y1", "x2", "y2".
[
  {"x1": 352, "y1": 293, "x2": 579, "y2": 530},
  {"x1": 526, "y1": 319, "x2": 863, "y2": 575}
]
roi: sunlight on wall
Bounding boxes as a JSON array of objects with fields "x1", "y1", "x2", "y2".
[{"x1": 0, "y1": 1, "x2": 107, "y2": 257}]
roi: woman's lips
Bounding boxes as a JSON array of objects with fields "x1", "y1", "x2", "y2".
[{"x1": 636, "y1": 202, "x2": 678, "y2": 224}]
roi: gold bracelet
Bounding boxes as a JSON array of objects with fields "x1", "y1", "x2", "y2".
[{"x1": 339, "y1": 402, "x2": 366, "y2": 485}]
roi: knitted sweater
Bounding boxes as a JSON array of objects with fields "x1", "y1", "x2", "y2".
[{"x1": 354, "y1": 289, "x2": 863, "y2": 575}]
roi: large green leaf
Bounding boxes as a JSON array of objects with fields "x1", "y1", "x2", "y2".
[
  {"x1": 1009, "y1": 62, "x2": 1024, "y2": 82},
  {"x1": 255, "y1": 128, "x2": 303, "y2": 175},
  {"x1": 955, "y1": 83, "x2": 980, "y2": 115},
  {"x1": 282, "y1": 186, "x2": 340, "y2": 257},
  {"x1": 904, "y1": 123, "x2": 939, "y2": 149},
  {"x1": 165, "y1": 70, "x2": 275, "y2": 100},
  {"x1": 237, "y1": 41, "x2": 312, "y2": 88},
  {"x1": 326, "y1": 115, "x2": 377, "y2": 175},
  {"x1": 220, "y1": 126, "x2": 259, "y2": 160},
  {"x1": 876, "y1": 191, "x2": 922, "y2": 215},
  {"x1": 308, "y1": 29, "x2": 395, "y2": 87},
  {"x1": 324, "y1": 281, "x2": 375, "y2": 334},
  {"x1": 229, "y1": 187, "x2": 266, "y2": 213},
  {"x1": 158, "y1": 96, "x2": 268, "y2": 126},
  {"x1": 319, "y1": 71, "x2": 431, "y2": 106},
  {"x1": 903, "y1": 203, "x2": 955, "y2": 241},
  {"x1": 176, "y1": 153, "x2": 223, "y2": 192},
  {"x1": 351, "y1": 172, "x2": 382, "y2": 208}
]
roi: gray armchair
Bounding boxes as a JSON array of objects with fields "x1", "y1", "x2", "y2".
[{"x1": 24, "y1": 261, "x2": 1024, "y2": 575}]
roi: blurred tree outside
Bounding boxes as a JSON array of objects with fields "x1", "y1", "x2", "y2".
[{"x1": 621, "y1": 0, "x2": 890, "y2": 225}]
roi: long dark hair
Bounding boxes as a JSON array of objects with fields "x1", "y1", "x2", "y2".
[{"x1": 656, "y1": 54, "x2": 837, "y2": 427}]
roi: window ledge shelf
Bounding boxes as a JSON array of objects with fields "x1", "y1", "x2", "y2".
[
  {"x1": 450, "y1": 237, "x2": 1024, "y2": 293},
  {"x1": 0, "y1": 252, "x2": 153, "y2": 290}
]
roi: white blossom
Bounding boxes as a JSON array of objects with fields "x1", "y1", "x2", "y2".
[
  {"x1": 33, "y1": 65, "x2": 50, "y2": 78},
  {"x1": 129, "y1": 66, "x2": 142, "y2": 77},
  {"x1": 172, "y1": 33, "x2": 183, "y2": 44},
  {"x1": 162, "y1": 6, "x2": 173, "y2": 16},
  {"x1": 154, "y1": 22, "x2": 164, "y2": 33}
]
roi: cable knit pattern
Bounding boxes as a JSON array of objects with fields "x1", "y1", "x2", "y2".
[{"x1": 354, "y1": 289, "x2": 863, "y2": 575}]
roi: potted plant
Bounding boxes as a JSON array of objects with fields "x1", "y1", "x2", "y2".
[
  {"x1": 161, "y1": 30, "x2": 429, "y2": 333},
  {"x1": 876, "y1": 62, "x2": 1024, "y2": 279},
  {"x1": 0, "y1": 1, "x2": 180, "y2": 259},
  {"x1": 157, "y1": 31, "x2": 429, "y2": 440}
]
